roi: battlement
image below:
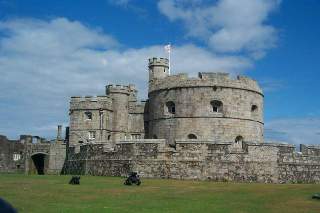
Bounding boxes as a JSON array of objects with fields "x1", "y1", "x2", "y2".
[
  {"x1": 70, "y1": 95, "x2": 112, "y2": 103},
  {"x1": 148, "y1": 57, "x2": 169, "y2": 67},
  {"x1": 149, "y1": 72, "x2": 262, "y2": 94},
  {"x1": 70, "y1": 95, "x2": 113, "y2": 111},
  {"x1": 106, "y1": 84, "x2": 136, "y2": 95},
  {"x1": 300, "y1": 144, "x2": 320, "y2": 156},
  {"x1": 198, "y1": 72, "x2": 229, "y2": 80}
]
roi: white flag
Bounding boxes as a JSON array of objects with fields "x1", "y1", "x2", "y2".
[{"x1": 164, "y1": 44, "x2": 171, "y2": 53}]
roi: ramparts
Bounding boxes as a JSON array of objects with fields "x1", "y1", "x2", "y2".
[
  {"x1": 70, "y1": 96, "x2": 113, "y2": 111},
  {"x1": 64, "y1": 140, "x2": 320, "y2": 183},
  {"x1": 149, "y1": 72, "x2": 263, "y2": 95}
]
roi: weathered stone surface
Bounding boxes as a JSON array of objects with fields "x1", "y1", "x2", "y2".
[
  {"x1": 62, "y1": 57, "x2": 320, "y2": 183},
  {"x1": 64, "y1": 140, "x2": 320, "y2": 183},
  {"x1": 2, "y1": 57, "x2": 320, "y2": 183},
  {"x1": 0, "y1": 134, "x2": 66, "y2": 175}
]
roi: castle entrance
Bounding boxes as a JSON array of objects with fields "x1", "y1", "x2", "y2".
[{"x1": 30, "y1": 153, "x2": 49, "y2": 175}]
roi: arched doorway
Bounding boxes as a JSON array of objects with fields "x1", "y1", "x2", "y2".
[{"x1": 31, "y1": 153, "x2": 49, "y2": 175}]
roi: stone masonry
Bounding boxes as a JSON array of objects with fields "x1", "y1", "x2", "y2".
[
  {"x1": 63, "y1": 57, "x2": 320, "y2": 183},
  {"x1": 1, "y1": 57, "x2": 320, "y2": 183},
  {"x1": 0, "y1": 130, "x2": 66, "y2": 175}
]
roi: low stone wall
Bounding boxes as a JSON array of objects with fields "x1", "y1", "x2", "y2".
[{"x1": 64, "y1": 140, "x2": 320, "y2": 183}]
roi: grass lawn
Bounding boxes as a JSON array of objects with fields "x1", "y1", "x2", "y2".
[{"x1": 0, "y1": 174, "x2": 319, "y2": 213}]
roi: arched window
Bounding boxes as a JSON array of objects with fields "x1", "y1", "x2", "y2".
[
  {"x1": 211, "y1": 100, "x2": 223, "y2": 113},
  {"x1": 235, "y1": 136, "x2": 243, "y2": 144},
  {"x1": 107, "y1": 135, "x2": 111, "y2": 140},
  {"x1": 152, "y1": 135, "x2": 158, "y2": 139},
  {"x1": 251, "y1": 105, "x2": 258, "y2": 113},
  {"x1": 85, "y1": 111, "x2": 92, "y2": 120},
  {"x1": 166, "y1": 101, "x2": 176, "y2": 114},
  {"x1": 188, "y1": 134, "x2": 197, "y2": 139}
]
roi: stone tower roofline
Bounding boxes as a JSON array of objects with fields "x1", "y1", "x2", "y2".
[
  {"x1": 148, "y1": 57, "x2": 169, "y2": 81},
  {"x1": 148, "y1": 57, "x2": 169, "y2": 67},
  {"x1": 105, "y1": 84, "x2": 136, "y2": 95},
  {"x1": 148, "y1": 71, "x2": 263, "y2": 95}
]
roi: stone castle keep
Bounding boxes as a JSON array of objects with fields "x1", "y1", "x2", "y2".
[
  {"x1": 69, "y1": 57, "x2": 263, "y2": 146},
  {"x1": 1, "y1": 57, "x2": 320, "y2": 183}
]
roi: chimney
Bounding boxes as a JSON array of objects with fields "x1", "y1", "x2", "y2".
[{"x1": 57, "y1": 125, "x2": 62, "y2": 140}]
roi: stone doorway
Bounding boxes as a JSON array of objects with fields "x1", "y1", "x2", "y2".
[{"x1": 30, "y1": 153, "x2": 49, "y2": 175}]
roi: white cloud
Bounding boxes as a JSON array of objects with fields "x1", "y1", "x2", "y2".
[
  {"x1": 158, "y1": 0, "x2": 280, "y2": 56},
  {"x1": 108, "y1": 0, "x2": 131, "y2": 7},
  {"x1": 265, "y1": 117, "x2": 320, "y2": 146},
  {"x1": 0, "y1": 17, "x2": 251, "y2": 139}
]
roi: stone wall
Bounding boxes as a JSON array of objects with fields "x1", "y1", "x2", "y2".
[
  {"x1": 148, "y1": 72, "x2": 263, "y2": 144},
  {"x1": 69, "y1": 85, "x2": 146, "y2": 146},
  {"x1": 0, "y1": 134, "x2": 66, "y2": 175},
  {"x1": 0, "y1": 135, "x2": 25, "y2": 173},
  {"x1": 65, "y1": 140, "x2": 320, "y2": 183}
]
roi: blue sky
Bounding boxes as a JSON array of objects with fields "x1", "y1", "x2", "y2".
[{"x1": 0, "y1": 0, "x2": 319, "y2": 146}]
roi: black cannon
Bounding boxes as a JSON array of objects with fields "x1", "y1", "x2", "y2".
[
  {"x1": 312, "y1": 193, "x2": 320, "y2": 200},
  {"x1": 124, "y1": 172, "x2": 141, "y2": 186},
  {"x1": 69, "y1": 176, "x2": 80, "y2": 185}
]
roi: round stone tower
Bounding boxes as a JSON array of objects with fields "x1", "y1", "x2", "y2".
[
  {"x1": 147, "y1": 60, "x2": 264, "y2": 145},
  {"x1": 148, "y1": 57, "x2": 169, "y2": 80},
  {"x1": 106, "y1": 85, "x2": 130, "y2": 141}
]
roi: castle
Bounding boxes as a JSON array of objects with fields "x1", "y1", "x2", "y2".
[
  {"x1": 1, "y1": 57, "x2": 320, "y2": 183},
  {"x1": 69, "y1": 57, "x2": 263, "y2": 146}
]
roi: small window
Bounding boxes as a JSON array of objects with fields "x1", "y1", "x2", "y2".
[
  {"x1": 85, "y1": 111, "x2": 92, "y2": 120},
  {"x1": 13, "y1": 154, "x2": 21, "y2": 161},
  {"x1": 211, "y1": 100, "x2": 223, "y2": 113},
  {"x1": 78, "y1": 141, "x2": 83, "y2": 144},
  {"x1": 235, "y1": 136, "x2": 243, "y2": 144},
  {"x1": 251, "y1": 105, "x2": 258, "y2": 113},
  {"x1": 188, "y1": 134, "x2": 197, "y2": 139},
  {"x1": 107, "y1": 135, "x2": 111, "y2": 140},
  {"x1": 88, "y1": 131, "x2": 96, "y2": 140},
  {"x1": 166, "y1": 101, "x2": 175, "y2": 114},
  {"x1": 131, "y1": 134, "x2": 141, "y2": 139},
  {"x1": 32, "y1": 137, "x2": 37, "y2": 144},
  {"x1": 152, "y1": 135, "x2": 158, "y2": 139}
]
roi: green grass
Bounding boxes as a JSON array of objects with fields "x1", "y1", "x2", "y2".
[{"x1": 0, "y1": 174, "x2": 320, "y2": 213}]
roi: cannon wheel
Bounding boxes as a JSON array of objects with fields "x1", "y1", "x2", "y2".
[{"x1": 124, "y1": 179, "x2": 132, "y2": 185}]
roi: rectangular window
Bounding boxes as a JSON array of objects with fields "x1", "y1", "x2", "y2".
[
  {"x1": 88, "y1": 131, "x2": 96, "y2": 140},
  {"x1": 13, "y1": 153, "x2": 21, "y2": 161},
  {"x1": 131, "y1": 134, "x2": 141, "y2": 139}
]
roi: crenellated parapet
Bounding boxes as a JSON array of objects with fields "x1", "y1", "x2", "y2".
[
  {"x1": 300, "y1": 144, "x2": 320, "y2": 156},
  {"x1": 70, "y1": 95, "x2": 113, "y2": 111},
  {"x1": 148, "y1": 57, "x2": 169, "y2": 66},
  {"x1": 106, "y1": 84, "x2": 136, "y2": 95},
  {"x1": 149, "y1": 72, "x2": 262, "y2": 95},
  {"x1": 64, "y1": 139, "x2": 320, "y2": 183},
  {"x1": 148, "y1": 57, "x2": 169, "y2": 80}
]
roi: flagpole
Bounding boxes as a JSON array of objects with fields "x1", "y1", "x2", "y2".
[
  {"x1": 164, "y1": 43, "x2": 171, "y2": 75},
  {"x1": 168, "y1": 44, "x2": 171, "y2": 75}
]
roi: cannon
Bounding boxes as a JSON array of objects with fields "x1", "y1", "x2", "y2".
[
  {"x1": 124, "y1": 172, "x2": 141, "y2": 186},
  {"x1": 312, "y1": 193, "x2": 320, "y2": 200},
  {"x1": 69, "y1": 176, "x2": 80, "y2": 185}
]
